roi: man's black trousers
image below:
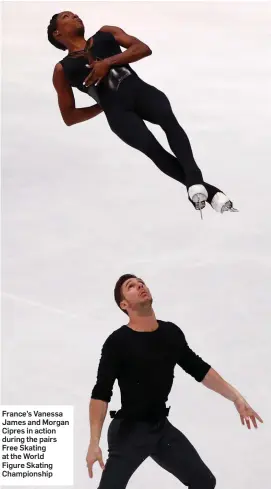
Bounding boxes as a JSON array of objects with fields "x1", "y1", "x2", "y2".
[{"x1": 98, "y1": 417, "x2": 216, "y2": 488}]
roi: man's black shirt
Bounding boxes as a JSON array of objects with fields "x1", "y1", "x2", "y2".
[{"x1": 91, "y1": 320, "x2": 211, "y2": 421}]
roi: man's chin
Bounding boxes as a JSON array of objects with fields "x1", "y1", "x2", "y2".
[{"x1": 140, "y1": 297, "x2": 153, "y2": 307}]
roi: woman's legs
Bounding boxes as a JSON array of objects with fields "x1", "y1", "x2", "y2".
[
  {"x1": 105, "y1": 104, "x2": 221, "y2": 204},
  {"x1": 134, "y1": 80, "x2": 204, "y2": 189}
]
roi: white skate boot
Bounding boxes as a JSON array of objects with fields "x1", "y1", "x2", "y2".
[
  {"x1": 211, "y1": 192, "x2": 239, "y2": 213},
  {"x1": 188, "y1": 184, "x2": 208, "y2": 220}
]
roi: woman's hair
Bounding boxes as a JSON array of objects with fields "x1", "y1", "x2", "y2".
[{"x1": 47, "y1": 14, "x2": 67, "y2": 51}]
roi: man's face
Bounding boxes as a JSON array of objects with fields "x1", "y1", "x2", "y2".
[
  {"x1": 120, "y1": 277, "x2": 153, "y2": 314},
  {"x1": 54, "y1": 11, "x2": 85, "y2": 40}
]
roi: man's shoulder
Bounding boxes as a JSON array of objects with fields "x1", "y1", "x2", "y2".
[
  {"x1": 158, "y1": 320, "x2": 185, "y2": 338},
  {"x1": 104, "y1": 326, "x2": 127, "y2": 344},
  {"x1": 158, "y1": 319, "x2": 181, "y2": 330}
]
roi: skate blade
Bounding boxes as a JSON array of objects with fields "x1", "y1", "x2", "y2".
[{"x1": 195, "y1": 196, "x2": 205, "y2": 220}]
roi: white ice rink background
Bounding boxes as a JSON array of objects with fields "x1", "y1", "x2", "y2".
[{"x1": 1, "y1": 1, "x2": 271, "y2": 488}]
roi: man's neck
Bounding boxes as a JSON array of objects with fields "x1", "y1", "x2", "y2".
[{"x1": 128, "y1": 311, "x2": 159, "y2": 332}]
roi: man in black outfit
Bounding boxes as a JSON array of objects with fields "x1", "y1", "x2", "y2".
[
  {"x1": 87, "y1": 274, "x2": 263, "y2": 488},
  {"x1": 48, "y1": 11, "x2": 238, "y2": 217}
]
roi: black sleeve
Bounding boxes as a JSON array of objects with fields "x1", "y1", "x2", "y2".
[
  {"x1": 172, "y1": 323, "x2": 211, "y2": 382},
  {"x1": 91, "y1": 335, "x2": 119, "y2": 403}
]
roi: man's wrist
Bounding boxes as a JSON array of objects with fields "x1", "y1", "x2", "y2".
[
  {"x1": 90, "y1": 437, "x2": 100, "y2": 446},
  {"x1": 232, "y1": 391, "x2": 243, "y2": 403},
  {"x1": 90, "y1": 436, "x2": 100, "y2": 445}
]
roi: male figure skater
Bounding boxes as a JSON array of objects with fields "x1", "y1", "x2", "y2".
[
  {"x1": 87, "y1": 274, "x2": 263, "y2": 488},
  {"x1": 48, "y1": 11, "x2": 238, "y2": 217}
]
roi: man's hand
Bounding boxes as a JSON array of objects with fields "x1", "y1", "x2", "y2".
[
  {"x1": 234, "y1": 396, "x2": 263, "y2": 429},
  {"x1": 201, "y1": 368, "x2": 264, "y2": 430},
  {"x1": 83, "y1": 60, "x2": 110, "y2": 88},
  {"x1": 86, "y1": 442, "x2": 105, "y2": 478}
]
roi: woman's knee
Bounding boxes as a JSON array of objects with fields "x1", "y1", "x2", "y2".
[
  {"x1": 156, "y1": 102, "x2": 178, "y2": 129},
  {"x1": 155, "y1": 95, "x2": 174, "y2": 123}
]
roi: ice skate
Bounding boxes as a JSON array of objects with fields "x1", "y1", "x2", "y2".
[
  {"x1": 211, "y1": 192, "x2": 239, "y2": 213},
  {"x1": 188, "y1": 184, "x2": 208, "y2": 220}
]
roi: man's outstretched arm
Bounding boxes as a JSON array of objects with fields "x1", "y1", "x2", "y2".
[
  {"x1": 174, "y1": 324, "x2": 263, "y2": 430},
  {"x1": 53, "y1": 63, "x2": 103, "y2": 126},
  {"x1": 202, "y1": 368, "x2": 263, "y2": 429}
]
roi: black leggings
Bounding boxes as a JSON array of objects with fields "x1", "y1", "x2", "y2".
[
  {"x1": 98, "y1": 417, "x2": 216, "y2": 489},
  {"x1": 101, "y1": 75, "x2": 221, "y2": 202}
]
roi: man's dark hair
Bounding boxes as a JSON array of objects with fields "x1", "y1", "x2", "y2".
[
  {"x1": 47, "y1": 14, "x2": 67, "y2": 51},
  {"x1": 114, "y1": 274, "x2": 137, "y2": 315}
]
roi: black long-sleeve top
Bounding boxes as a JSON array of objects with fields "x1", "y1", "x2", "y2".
[{"x1": 91, "y1": 320, "x2": 211, "y2": 421}]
